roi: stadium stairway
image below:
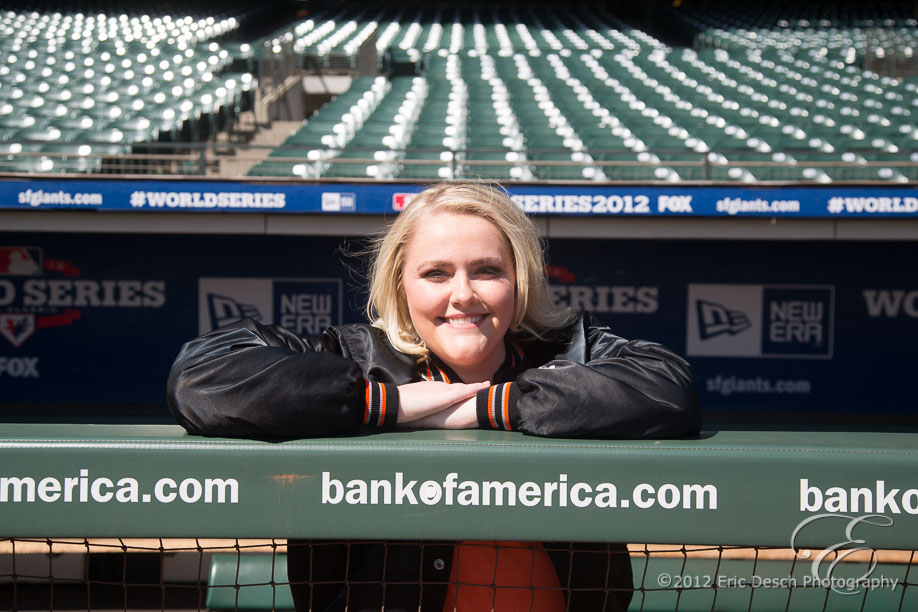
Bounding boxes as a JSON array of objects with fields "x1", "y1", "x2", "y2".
[{"x1": 211, "y1": 120, "x2": 305, "y2": 177}]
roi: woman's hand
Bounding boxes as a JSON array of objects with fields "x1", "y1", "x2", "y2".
[
  {"x1": 396, "y1": 380, "x2": 488, "y2": 425},
  {"x1": 408, "y1": 395, "x2": 478, "y2": 429}
]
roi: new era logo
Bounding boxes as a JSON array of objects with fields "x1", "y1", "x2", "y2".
[
  {"x1": 696, "y1": 300, "x2": 751, "y2": 339},
  {"x1": 198, "y1": 278, "x2": 343, "y2": 335},
  {"x1": 687, "y1": 284, "x2": 833, "y2": 359},
  {"x1": 207, "y1": 294, "x2": 262, "y2": 330}
]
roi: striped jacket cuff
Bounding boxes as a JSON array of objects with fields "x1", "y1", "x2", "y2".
[
  {"x1": 364, "y1": 380, "x2": 399, "y2": 428},
  {"x1": 476, "y1": 383, "x2": 519, "y2": 431}
]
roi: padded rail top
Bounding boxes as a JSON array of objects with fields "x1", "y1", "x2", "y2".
[{"x1": 1, "y1": 425, "x2": 916, "y2": 548}]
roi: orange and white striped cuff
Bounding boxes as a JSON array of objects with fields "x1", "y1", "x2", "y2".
[
  {"x1": 363, "y1": 379, "x2": 399, "y2": 428},
  {"x1": 476, "y1": 383, "x2": 518, "y2": 431}
]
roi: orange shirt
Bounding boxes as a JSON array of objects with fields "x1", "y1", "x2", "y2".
[{"x1": 443, "y1": 541, "x2": 567, "y2": 612}]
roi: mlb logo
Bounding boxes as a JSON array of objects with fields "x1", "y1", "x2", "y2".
[
  {"x1": 0, "y1": 247, "x2": 42, "y2": 275},
  {"x1": 0, "y1": 313, "x2": 36, "y2": 347},
  {"x1": 392, "y1": 193, "x2": 417, "y2": 211}
]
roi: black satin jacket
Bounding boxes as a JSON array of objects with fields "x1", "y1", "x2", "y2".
[
  {"x1": 167, "y1": 313, "x2": 699, "y2": 440},
  {"x1": 167, "y1": 313, "x2": 699, "y2": 611}
]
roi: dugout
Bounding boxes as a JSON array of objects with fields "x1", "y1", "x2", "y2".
[
  {"x1": 2, "y1": 1, "x2": 918, "y2": 607},
  {"x1": 2, "y1": 179, "x2": 918, "y2": 610},
  {"x1": 2, "y1": 180, "x2": 918, "y2": 428}
]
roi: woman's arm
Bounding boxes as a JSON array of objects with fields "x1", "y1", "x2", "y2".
[
  {"x1": 474, "y1": 314, "x2": 700, "y2": 439},
  {"x1": 168, "y1": 319, "x2": 488, "y2": 438},
  {"x1": 167, "y1": 319, "x2": 370, "y2": 438}
]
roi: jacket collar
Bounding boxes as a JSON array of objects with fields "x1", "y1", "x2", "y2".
[{"x1": 421, "y1": 337, "x2": 527, "y2": 384}]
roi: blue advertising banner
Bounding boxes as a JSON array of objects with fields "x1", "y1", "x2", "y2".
[
  {"x1": 1, "y1": 233, "x2": 916, "y2": 419},
  {"x1": 2, "y1": 178, "x2": 918, "y2": 218},
  {"x1": 544, "y1": 239, "x2": 916, "y2": 416},
  {"x1": 0, "y1": 234, "x2": 366, "y2": 406}
]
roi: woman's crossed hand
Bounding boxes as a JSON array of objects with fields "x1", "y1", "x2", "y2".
[{"x1": 396, "y1": 380, "x2": 489, "y2": 429}]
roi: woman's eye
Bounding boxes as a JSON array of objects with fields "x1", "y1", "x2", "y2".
[
  {"x1": 476, "y1": 267, "x2": 500, "y2": 277},
  {"x1": 422, "y1": 270, "x2": 447, "y2": 280}
]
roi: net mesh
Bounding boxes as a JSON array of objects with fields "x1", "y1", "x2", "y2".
[{"x1": 1, "y1": 538, "x2": 915, "y2": 611}]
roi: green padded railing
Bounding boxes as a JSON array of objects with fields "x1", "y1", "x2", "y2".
[
  {"x1": 2, "y1": 425, "x2": 916, "y2": 611},
  {"x1": 1, "y1": 425, "x2": 916, "y2": 548}
]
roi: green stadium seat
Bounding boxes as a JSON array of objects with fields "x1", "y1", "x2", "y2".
[{"x1": 206, "y1": 554, "x2": 294, "y2": 610}]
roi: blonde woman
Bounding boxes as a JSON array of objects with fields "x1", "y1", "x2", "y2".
[{"x1": 168, "y1": 181, "x2": 699, "y2": 611}]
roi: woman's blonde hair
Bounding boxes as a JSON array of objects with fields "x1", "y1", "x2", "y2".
[{"x1": 366, "y1": 181, "x2": 571, "y2": 359}]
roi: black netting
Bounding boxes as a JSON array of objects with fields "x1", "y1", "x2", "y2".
[{"x1": 2, "y1": 538, "x2": 915, "y2": 611}]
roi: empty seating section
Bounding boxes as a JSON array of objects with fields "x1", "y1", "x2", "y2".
[
  {"x1": 249, "y1": 2, "x2": 915, "y2": 182},
  {"x1": 0, "y1": 8, "x2": 255, "y2": 173},
  {"x1": 2, "y1": 2, "x2": 915, "y2": 182},
  {"x1": 664, "y1": 1, "x2": 918, "y2": 182}
]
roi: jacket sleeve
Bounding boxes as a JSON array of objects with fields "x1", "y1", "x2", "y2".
[
  {"x1": 166, "y1": 319, "x2": 398, "y2": 438},
  {"x1": 475, "y1": 314, "x2": 700, "y2": 439}
]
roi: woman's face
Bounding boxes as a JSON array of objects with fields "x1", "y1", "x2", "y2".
[{"x1": 401, "y1": 210, "x2": 516, "y2": 382}]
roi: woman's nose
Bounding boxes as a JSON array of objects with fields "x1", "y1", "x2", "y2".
[{"x1": 450, "y1": 273, "x2": 477, "y2": 305}]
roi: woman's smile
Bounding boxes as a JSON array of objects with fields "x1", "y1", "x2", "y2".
[{"x1": 437, "y1": 314, "x2": 487, "y2": 328}]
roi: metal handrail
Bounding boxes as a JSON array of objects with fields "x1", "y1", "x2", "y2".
[{"x1": 2, "y1": 142, "x2": 916, "y2": 183}]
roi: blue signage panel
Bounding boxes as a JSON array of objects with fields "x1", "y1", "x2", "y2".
[
  {"x1": 1, "y1": 178, "x2": 917, "y2": 218},
  {"x1": 1, "y1": 234, "x2": 916, "y2": 420},
  {"x1": 0, "y1": 234, "x2": 366, "y2": 405},
  {"x1": 533, "y1": 239, "x2": 916, "y2": 416}
]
